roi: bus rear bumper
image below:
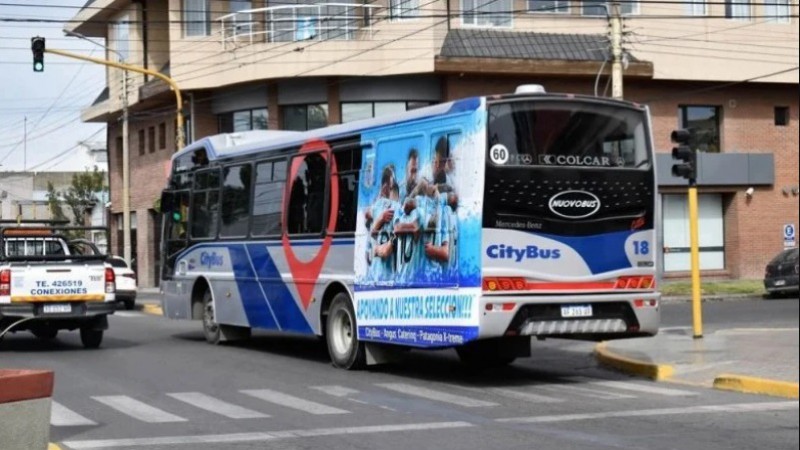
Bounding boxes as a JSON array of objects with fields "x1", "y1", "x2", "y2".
[{"x1": 478, "y1": 292, "x2": 660, "y2": 341}]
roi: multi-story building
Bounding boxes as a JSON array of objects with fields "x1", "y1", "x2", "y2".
[{"x1": 67, "y1": 0, "x2": 799, "y2": 287}]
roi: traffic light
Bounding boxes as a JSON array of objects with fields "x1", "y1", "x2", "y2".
[
  {"x1": 670, "y1": 128, "x2": 696, "y2": 183},
  {"x1": 31, "y1": 36, "x2": 45, "y2": 72}
]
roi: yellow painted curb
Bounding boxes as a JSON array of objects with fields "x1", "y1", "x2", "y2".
[
  {"x1": 141, "y1": 303, "x2": 163, "y2": 316},
  {"x1": 48, "y1": 443, "x2": 62, "y2": 450},
  {"x1": 713, "y1": 373, "x2": 799, "y2": 399},
  {"x1": 594, "y1": 342, "x2": 674, "y2": 381}
]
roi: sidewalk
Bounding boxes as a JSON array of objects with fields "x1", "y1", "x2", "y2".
[{"x1": 597, "y1": 323, "x2": 799, "y2": 399}]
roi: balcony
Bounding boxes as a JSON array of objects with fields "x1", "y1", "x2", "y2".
[{"x1": 219, "y1": 3, "x2": 382, "y2": 49}]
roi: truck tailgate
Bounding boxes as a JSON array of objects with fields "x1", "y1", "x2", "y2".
[{"x1": 9, "y1": 264, "x2": 108, "y2": 303}]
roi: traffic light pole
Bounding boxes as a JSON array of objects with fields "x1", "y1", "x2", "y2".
[
  {"x1": 43, "y1": 48, "x2": 185, "y2": 150},
  {"x1": 688, "y1": 184, "x2": 703, "y2": 338}
]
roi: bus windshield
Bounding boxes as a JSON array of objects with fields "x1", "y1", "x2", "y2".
[{"x1": 487, "y1": 101, "x2": 650, "y2": 169}]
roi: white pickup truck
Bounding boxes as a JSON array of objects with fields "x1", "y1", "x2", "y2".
[{"x1": 0, "y1": 221, "x2": 116, "y2": 348}]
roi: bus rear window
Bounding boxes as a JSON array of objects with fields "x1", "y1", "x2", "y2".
[{"x1": 487, "y1": 101, "x2": 650, "y2": 169}]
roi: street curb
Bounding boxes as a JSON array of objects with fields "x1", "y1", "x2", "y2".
[
  {"x1": 594, "y1": 342, "x2": 674, "y2": 381},
  {"x1": 48, "y1": 444, "x2": 62, "y2": 450},
  {"x1": 141, "y1": 303, "x2": 163, "y2": 316},
  {"x1": 661, "y1": 294, "x2": 765, "y2": 304},
  {"x1": 713, "y1": 373, "x2": 799, "y2": 399}
]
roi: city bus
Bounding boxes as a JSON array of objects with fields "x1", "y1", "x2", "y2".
[{"x1": 159, "y1": 85, "x2": 660, "y2": 370}]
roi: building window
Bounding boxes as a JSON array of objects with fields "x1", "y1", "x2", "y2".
[
  {"x1": 138, "y1": 129, "x2": 145, "y2": 156},
  {"x1": 340, "y1": 101, "x2": 432, "y2": 123},
  {"x1": 218, "y1": 108, "x2": 268, "y2": 133},
  {"x1": 159, "y1": 123, "x2": 166, "y2": 149},
  {"x1": 113, "y1": 14, "x2": 130, "y2": 62},
  {"x1": 662, "y1": 194, "x2": 724, "y2": 272},
  {"x1": 765, "y1": 0, "x2": 790, "y2": 23},
  {"x1": 582, "y1": 0, "x2": 639, "y2": 16},
  {"x1": 220, "y1": 164, "x2": 252, "y2": 237},
  {"x1": 528, "y1": 0, "x2": 569, "y2": 13},
  {"x1": 683, "y1": 0, "x2": 707, "y2": 15},
  {"x1": 148, "y1": 126, "x2": 156, "y2": 153},
  {"x1": 391, "y1": 0, "x2": 420, "y2": 19},
  {"x1": 184, "y1": 0, "x2": 210, "y2": 37},
  {"x1": 679, "y1": 105, "x2": 721, "y2": 153},
  {"x1": 462, "y1": 0, "x2": 512, "y2": 27},
  {"x1": 252, "y1": 159, "x2": 286, "y2": 236},
  {"x1": 775, "y1": 106, "x2": 790, "y2": 126},
  {"x1": 282, "y1": 104, "x2": 329, "y2": 131},
  {"x1": 724, "y1": 0, "x2": 750, "y2": 20}
]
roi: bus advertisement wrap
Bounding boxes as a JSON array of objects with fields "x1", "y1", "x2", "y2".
[{"x1": 354, "y1": 105, "x2": 485, "y2": 347}]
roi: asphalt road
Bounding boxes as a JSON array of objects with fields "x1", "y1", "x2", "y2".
[{"x1": 1, "y1": 298, "x2": 797, "y2": 450}]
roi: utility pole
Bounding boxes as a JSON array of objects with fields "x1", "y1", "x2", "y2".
[
  {"x1": 24, "y1": 116, "x2": 27, "y2": 171},
  {"x1": 609, "y1": 1, "x2": 624, "y2": 99},
  {"x1": 121, "y1": 65, "x2": 131, "y2": 266}
]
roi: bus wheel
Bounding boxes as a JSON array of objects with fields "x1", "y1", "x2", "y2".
[
  {"x1": 80, "y1": 328, "x2": 104, "y2": 349},
  {"x1": 326, "y1": 292, "x2": 366, "y2": 370},
  {"x1": 202, "y1": 290, "x2": 221, "y2": 345},
  {"x1": 31, "y1": 327, "x2": 58, "y2": 340}
]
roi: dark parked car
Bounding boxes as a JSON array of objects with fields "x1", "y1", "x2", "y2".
[{"x1": 764, "y1": 247, "x2": 799, "y2": 298}]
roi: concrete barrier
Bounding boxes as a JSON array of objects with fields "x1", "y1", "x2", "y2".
[{"x1": 0, "y1": 369, "x2": 54, "y2": 450}]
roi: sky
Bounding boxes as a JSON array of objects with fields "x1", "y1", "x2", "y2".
[{"x1": 0, "y1": 0, "x2": 107, "y2": 172}]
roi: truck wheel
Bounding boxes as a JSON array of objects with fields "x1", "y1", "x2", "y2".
[
  {"x1": 31, "y1": 328, "x2": 58, "y2": 340},
  {"x1": 80, "y1": 328, "x2": 104, "y2": 349},
  {"x1": 124, "y1": 298, "x2": 136, "y2": 310},
  {"x1": 202, "y1": 290, "x2": 221, "y2": 345},
  {"x1": 456, "y1": 340, "x2": 516, "y2": 369},
  {"x1": 326, "y1": 292, "x2": 366, "y2": 370}
]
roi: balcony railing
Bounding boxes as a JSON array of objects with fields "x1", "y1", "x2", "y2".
[{"x1": 219, "y1": 4, "x2": 382, "y2": 49}]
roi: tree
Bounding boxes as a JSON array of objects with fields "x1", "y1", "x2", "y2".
[
  {"x1": 62, "y1": 166, "x2": 107, "y2": 226},
  {"x1": 46, "y1": 181, "x2": 68, "y2": 223}
]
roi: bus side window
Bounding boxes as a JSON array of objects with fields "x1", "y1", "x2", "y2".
[
  {"x1": 333, "y1": 147, "x2": 362, "y2": 233},
  {"x1": 252, "y1": 159, "x2": 286, "y2": 237},
  {"x1": 287, "y1": 153, "x2": 327, "y2": 235},
  {"x1": 190, "y1": 169, "x2": 221, "y2": 239}
]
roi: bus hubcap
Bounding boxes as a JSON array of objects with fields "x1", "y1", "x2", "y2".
[{"x1": 331, "y1": 309, "x2": 353, "y2": 356}]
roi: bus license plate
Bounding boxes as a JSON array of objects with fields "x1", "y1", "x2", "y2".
[
  {"x1": 561, "y1": 305, "x2": 592, "y2": 318},
  {"x1": 43, "y1": 304, "x2": 72, "y2": 314},
  {"x1": 774, "y1": 279, "x2": 786, "y2": 286}
]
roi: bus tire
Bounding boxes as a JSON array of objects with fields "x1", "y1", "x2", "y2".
[
  {"x1": 326, "y1": 292, "x2": 366, "y2": 370},
  {"x1": 31, "y1": 327, "x2": 58, "y2": 340},
  {"x1": 201, "y1": 290, "x2": 221, "y2": 345},
  {"x1": 80, "y1": 328, "x2": 103, "y2": 349}
]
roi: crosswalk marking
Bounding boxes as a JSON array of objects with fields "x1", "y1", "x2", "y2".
[
  {"x1": 534, "y1": 383, "x2": 636, "y2": 400},
  {"x1": 92, "y1": 395, "x2": 187, "y2": 423},
  {"x1": 241, "y1": 389, "x2": 350, "y2": 415},
  {"x1": 310, "y1": 385, "x2": 360, "y2": 397},
  {"x1": 376, "y1": 383, "x2": 499, "y2": 407},
  {"x1": 51, "y1": 401, "x2": 97, "y2": 427},
  {"x1": 167, "y1": 392, "x2": 269, "y2": 419},
  {"x1": 567, "y1": 377, "x2": 698, "y2": 397},
  {"x1": 487, "y1": 387, "x2": 564, "y2": 403}
]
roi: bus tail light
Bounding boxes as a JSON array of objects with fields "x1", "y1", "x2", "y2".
[
  {"x1": 105, "y1": 267, "x2": 116, "y2": 293},
  {"x1": 0, "y1": 269, "x2": 10, "y2": 296},
  {"x1": 633, "y1": 298, "x2": 658, "y2": 308},
  {"x1": 483, "y1": 277, "x2": 526, "y2": 291},
  {"x1": 614, "y1": 276, "x2": 655, "y2": 290}
]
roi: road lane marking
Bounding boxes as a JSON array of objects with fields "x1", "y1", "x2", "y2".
[
  {"x1": 167, "y1": 392, "x2": 269, "y2": 419},
  {"x1": 92, "y1": 395, "x2": 187, "y2": 423},
  {"x1": 566, "y1": 377, "x2": 698, "y2": 396},
  {"x1": 240, "y1": 389, "x2": 349, "y2": 415},
  {"x1": 376, "y1": 383, "x2": 499, "y2": 407},
  {"x1": 60, "y1": 421, "x2": 473, "y2": 448},
  {"x1": 51, "y1": 401, "x2": 97, "y2": 427},
  {"x1": 534, "y1": 383, "x2": 636, "y2": 399},
  {"x1": 487, "y1": 387, "x2": 564, "y2": 403},
  {"x1": 497, "y1": 401, "x2": 799, "y2": 423},
  {"x1": 113, "y1": 311, "x2": 143, "y2": 318},
  {"x1": 310, "y1": 385, "x2": 360, "y2": 397}
]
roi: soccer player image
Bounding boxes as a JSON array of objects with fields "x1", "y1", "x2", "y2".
[{"x1": 365, "y1": 165, "x2": 400, "y2": 282}]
